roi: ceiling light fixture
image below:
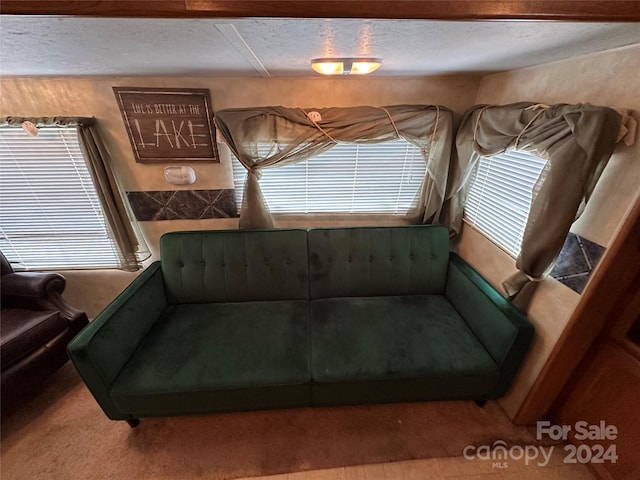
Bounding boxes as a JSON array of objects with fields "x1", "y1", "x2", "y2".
[{"x1": 311, "y1": 58, "x2": 382, "y2": 76}]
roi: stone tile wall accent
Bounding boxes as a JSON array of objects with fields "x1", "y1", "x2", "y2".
[
  {"x1": 550, "y1": 232, "x2": 606, "y2": 294},
  {"x1": 127, "y1": 189, "x2": 238, "y2": 221}
]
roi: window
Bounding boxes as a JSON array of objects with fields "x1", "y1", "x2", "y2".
[
  {"x1": 0, "y1": 126, "x2": 122, "y2": 270},
  {"x1": 464, "y1": 149, "x2": 548, "y2": 257},
  {"x1": 232, "y1": 139, "x2": 426, "y2": 214}
]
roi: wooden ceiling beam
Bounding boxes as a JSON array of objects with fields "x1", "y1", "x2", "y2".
[{"x1": 2, "y1": 1, "x2": 640, "y2": 21}]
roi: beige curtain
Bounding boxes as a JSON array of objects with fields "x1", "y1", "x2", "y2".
[
  {"x1": 215, "y1": 105, "x2": 453, "y2": 229},
  {"x1": 77, "y1": 124, "x2": 146, "y2": 271},
  {"x1": 448, "y1": 102, "x2": 622, "y2": 301},
  {"x1": 3, "y1": 116, "x2": 146, "y2": 271}
]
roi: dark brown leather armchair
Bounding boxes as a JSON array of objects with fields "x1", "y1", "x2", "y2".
[{"x1": 1, "y1": 251, "x2": 88, "y2": 411}]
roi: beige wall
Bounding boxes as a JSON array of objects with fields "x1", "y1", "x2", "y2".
[
  {"x1": 2, "y1": 46, "x2": 637, "y2": 419},
  {"x1": 457, "y1": 44, "x2": 640, "y2": 419},
  {"x1": 0, "y1": 75, "x2": 480, "y2": 316},
  {"x1": 60, "y1": 270, "x2": 140, "y2": 320}
]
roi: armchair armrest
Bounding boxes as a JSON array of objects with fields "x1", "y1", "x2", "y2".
[
  {"x1": 1, "y1": 271, "x2": 65, "y2": 297},
  {"x1": 1, "y1": 272, "x2": 88, "y2": 330},
  {"x1": 67, "y1": 262, "x2": 167, "y2": 420},
  {"x1": 445, "y1": 253, "x2": 534, "y2": 397}
]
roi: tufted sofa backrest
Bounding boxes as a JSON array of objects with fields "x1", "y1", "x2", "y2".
[
  {"x1": 160, "y1": 229, "x2": 309, "y2": 304},
  {"x1": 308, "y1": 226, "x2": 450, "y2": 299}
]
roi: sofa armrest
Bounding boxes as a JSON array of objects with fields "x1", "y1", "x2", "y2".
[
  {"x1": 445, "y1": 253, "x2": 534, "y2": 397},
  {"x1": 67, "y1": 262, "x2": 167, "y2": 420}
]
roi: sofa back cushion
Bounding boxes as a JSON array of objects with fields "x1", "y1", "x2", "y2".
[
  {"x1": 308, "y1": 226, "x2": 450, "y2": 299},
  {"x1": 161, "y1": 229, "x2": 309, "y2": 304}
]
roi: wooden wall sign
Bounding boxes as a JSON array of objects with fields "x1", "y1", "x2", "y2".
[{"x1": 113, "y1": 87, "x2": 219, "y2": 163}]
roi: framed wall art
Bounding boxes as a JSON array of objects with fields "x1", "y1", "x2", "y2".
[{"x1": 113, "y1": 87, "x2": 219, "y2": 163}]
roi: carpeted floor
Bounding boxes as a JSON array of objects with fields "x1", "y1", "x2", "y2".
[{"x1": 1, "y1": 364, "x2": 554, "y2": 480}]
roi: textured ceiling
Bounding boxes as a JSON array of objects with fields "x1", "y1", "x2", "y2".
[{"x1": 1, "y1": 16, "x2": 640, "y2": 76}]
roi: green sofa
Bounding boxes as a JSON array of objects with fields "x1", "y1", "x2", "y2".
[{"x1": 68, "y1": 226, "x2": 534, "y2": 427}]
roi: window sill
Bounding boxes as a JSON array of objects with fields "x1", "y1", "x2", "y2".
[
  {"x1": 272, "y1": 213, "x2": 412, "y2": 227},
  {"x1": 461, "y1": 218, "x2": 518, "y2": 259}
]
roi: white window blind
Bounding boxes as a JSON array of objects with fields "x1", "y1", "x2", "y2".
[
  {"x1": 464, "y1": 149, "x2": 548, "y2": 257},
  {"x1": 232, "y1": 139, "x2": 426, "y2": 214},
  {"x1": 0, "y1": 127, "x2": 121, "y2": 270}
]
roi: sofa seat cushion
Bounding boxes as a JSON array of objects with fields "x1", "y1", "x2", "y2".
[
  {"x1": 111, "y1": 301, "x2": 311, "y2": 416},
  {"x1": 1, "y1": 308, "x2": 66, "y2": 367},
  {"x1": 311, "y1": 295, "x2": 500, "y2": 405}
]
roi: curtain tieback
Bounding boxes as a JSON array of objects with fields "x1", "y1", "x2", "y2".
[
  {"x1": 525, "y1": 103, "x2": 551, "y2": 111},
  {"x1": 380, "y1": 107, "x2": 402, "y2": 139},
  {"x1": 613, "y1": 108, "x2": 637, "y2": 146},
  {"x1": 473, "y1": 106, "x2": 493, "y2": 144},
  {"x1": 300, "y1": 109, "x2": 338, "y2": 144},
  {"x1": 514, "y1": 105, "x2": 549, "y2": 150},
  {"x1": 248, "y1": 167, "x2": 263, "y2": 180},
  {"x1": 429, "y1": 105, "x2": 440, "y2": 153},
  {"x1": 502, "y1": 270, "x2": 545, "y2": 299}
]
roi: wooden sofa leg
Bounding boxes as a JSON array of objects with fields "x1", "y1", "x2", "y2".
[
  {"x1": 126, "y1": 418, "x2": 140, "y2": 428},
  {"x1": 474, "y1": 400, "x2": 487, "y2": 408}
]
